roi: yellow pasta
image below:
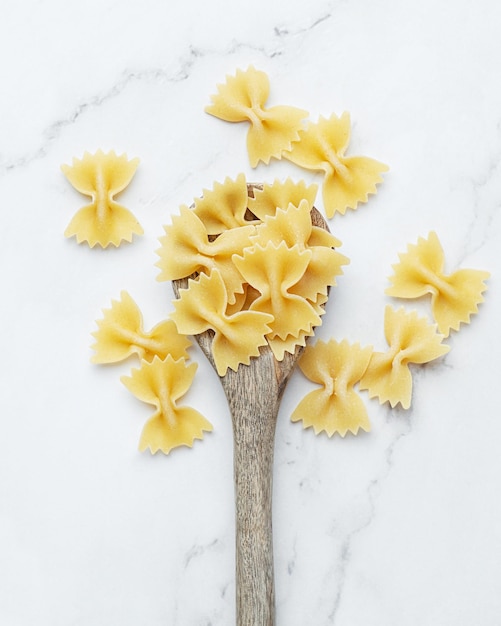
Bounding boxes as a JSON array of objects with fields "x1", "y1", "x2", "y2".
[
  {"x1": 232, "y1": 241, "x2": 321, "y2": 340},
  {"x1": 308, "y1": 225, "x2": 342, "y2": 249},
  {"x1": 283, "y1": 113, "x2": 388, "y2": 218},
  {"x1": 121, "y1": 356, "x2": 212, "y2": 454},
  {"x1": 250, "y1": 200, "x2": 348, "y2": 300},
  {"x1": 156, "y1": 205, "x2": 256, "y2": 305},
  {"x1": 160, "y1": 173, "x2": 346, "y2": 373},
  {"x1": 292, "y1": 339, "x2": 373, "y2": 436},
  {"x1": 291, "y1": 244, "x2": 347, "y2": 303},
  {"x1": 267, "y1": 330, "x2": 312, "y2": 362},
  {"x1": 62, "y1": 149, "x2": 142, "y2": 247},
  {"x1": 205, "y1": 66, "x2": 308, "y2": 167},
  {"x1": 386, "y1": 231, "x2": 490, "y2": 336},
  {"x1": 247, "y1": 178, "x2": 319, "y2": 221},
  {"x1": 80, "y1": 67, "x2": 491, "y2": 456},
  {"x1": 265, "y1": 292, "x2": 331, "y2": 361},
  {"x1": 192, "y1": 173, "x2": 254, "y2": 234},
  {"x1": 359, "y1": 306, "x2": 450, "y2": 409},
  {"x1": 250, "y1": 198, "x2": 320, "y2": 248},
  {"x1": 225, "y1": 283, "x2": 261, "y2": 317},
  {"x1": 91, "y1": 291, "x2": 191, "y2": 364},
  {"x1": 170, "y1": 270, "x2": 274, "y2": 376}
]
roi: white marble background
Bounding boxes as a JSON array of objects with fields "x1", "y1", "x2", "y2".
[{"x1": 1, "y1": 1, "x2": 500, "y2": 624}]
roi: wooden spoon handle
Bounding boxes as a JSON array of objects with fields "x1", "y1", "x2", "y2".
[
  {"x1": 221, "y1": 352, "x2": 293, "y2": 626},
  {"x1": 229, "y1": 389, "x2": 280, "y2": 626}
]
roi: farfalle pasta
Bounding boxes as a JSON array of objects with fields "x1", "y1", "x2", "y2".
[
  {"x1": 292, "y1": 339, "x2": 373, "y2": 436},
  {"x1": 159, "y1": 174, "x2": 346, "y2": 373},
  {"x1": 170, "y1": 270, "x2": 274, "y2": 376},
  {"x1": 62, "y1": 149, "x2": 142, "y2": 247},
  {"x1": 284, "y1": 113, "x2": 388, "y2": 218},
  {"x1": 205, "y1": 66, "x2": 308, "y2": 167},
  {"x1": 232, "y1": 241, "x2": 321, "y2": 341},
  {"x1": 205, "y1": 69, "x2": 388, "y2": 219},
  {"x1": 247, "y1": 178, "x2": 319, "y2": 221},
  {"x1": 75, "y1": 65, "x2": 491, "y2": 462},
  {"x1": 386, "y1": 231, "x2": 490, "y2": 336},
  {"x1": 249, "y1": 200, "x2": 347, "y2": 300},
  {"x1": 91, "y1": 291, "x2": 191, "y2": 364},
  {"x1": 250, "y1": 198, "x2": 340, "y2": 250},
  {"x1": 156, "y1": 203, "x2": 256, "y2": 305},
  {"x1": 192, "y1": 173, "x2": 254, "y2": 234},
  {"x1": 121, "y1": 356, "x2": 212, "y2": 454},
  {"x1": 359, "y1": 306, "x2": 450, "y2": 409},
  {"x1": 264, "y1": 292, "x2": 331, "y2": 361}
]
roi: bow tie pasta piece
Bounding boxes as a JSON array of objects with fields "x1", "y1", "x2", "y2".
[
  {"x1": 308, "y1": 225, "x2": 343, "y2": 249},
  {"x1": 205, "y1": 66, "x2": 308, "y2": 167},
  {"x1": 91, "y1": 291, "x2": 191, "y2": 364},
  {"x1": 359, "y1": 306, "x2": 450, "y2": 409},
  {"x1": 250, "y1": 201, "x2": 349, "y2": 300},
  {"x1": 247, "y1": 178, "x2": 318, "y2": 221},
  {"x1": 266, "y1": 292, "x2": 331, "y2": 360},
  {"x1": 267, "y1": 328, "x2": 314, "y2": 361},
  {"x1": 192, "y1": 173, "x2": 255, "y2": 235},
  {"x1": 62, "y1": 150, "x2": 142, "y2": 247},
  {"x1": 254, "y1": 200, "x2": 343, "y2": 250},
  {"x1": 170, "y1": 270, "x2": 274, "y2": 376},
  {"x1": 290, "y1": 244, "x2": 348, "y2": 302},
  {"x1": 292, "y1": 339, "x2": 373, "y2": 436},
  {"x1": 232, "y1": 242, "x2": 321, "y2": 340},
  {"x1": 121, "y1": 356, "x2": 212, "y2": 454},
  {"x1": 156, "y1": 205, "x2": 256, "y2": 305},
  {"x1": 283, "y1": 113, "x2": 388, "y2": 218},
  {"x1": 386, "y1": 231, "x2": 490, "y2": 336},
  {"x1": 251, "y1": 199, "x2": 316, "y2": 248}
]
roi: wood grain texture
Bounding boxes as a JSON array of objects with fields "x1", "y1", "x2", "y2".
[{"x1": 173, "y1": 185, "x2": 329, "y2": 626}]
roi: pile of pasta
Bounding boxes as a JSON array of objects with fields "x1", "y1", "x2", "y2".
[
  {"x1": 90, "y1": 175, "x2": 349, "y2": 453},
  {"x1": 157, "y1": 175, "x2": 348, "y2": 374},
  {"x1": 84, "y1": 66, "x2": 490, "y2": 454},
  {"x1": 90, "y1": 180, "x2": 490, "y2": 452}
]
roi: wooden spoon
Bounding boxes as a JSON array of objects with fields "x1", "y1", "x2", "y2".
[{"x1": 172, "y1": 184, "x2": 329, "y2": 626}]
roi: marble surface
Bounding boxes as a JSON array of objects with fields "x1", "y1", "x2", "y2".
[{"x1": 1, "y1": 1, "x2": 500, "y2": 624}]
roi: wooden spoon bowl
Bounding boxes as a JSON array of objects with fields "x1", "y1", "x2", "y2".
[{"x1": 172, "y1": 184, "x2": 330, "y2": 626}]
